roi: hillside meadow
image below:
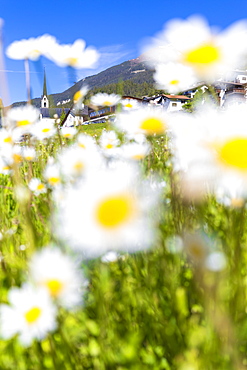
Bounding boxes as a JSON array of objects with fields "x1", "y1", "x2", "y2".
[
  {"x1": 0, "y1": 117, "x2": 245, "y2": 370},
  {"x1": 3, "y1": 14, "x2": 247, "y2": 370}
]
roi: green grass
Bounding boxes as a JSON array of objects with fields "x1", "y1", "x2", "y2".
[
  {"x1": 0, "y1": 130, "x2": 247, "y2": 370},
  {"x1": 78, "y1": 122, "x2": 111, "y2": 138}
]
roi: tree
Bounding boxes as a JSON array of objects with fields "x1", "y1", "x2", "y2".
[{"x1": 183, "y1": 85, "x2": 219, "y2": 112}]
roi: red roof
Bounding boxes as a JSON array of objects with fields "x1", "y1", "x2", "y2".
[{"x1": 163, "y1": 94, "x2": 190, "y2": 99}]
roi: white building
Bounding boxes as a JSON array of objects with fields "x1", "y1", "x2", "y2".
[
  {"x1": 143, "y1": 94, "x2": 191, "y2": 112},
  {"x1": 39, "y1": 71, "x2": 87, "y2": 126}
]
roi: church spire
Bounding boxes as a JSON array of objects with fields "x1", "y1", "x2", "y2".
[
  {"x1": 43, "y1": 68, "x2": 47, "y2": 97},
  {"x1": 41, "y1": 69, "x2": 49, "y2": 108}
]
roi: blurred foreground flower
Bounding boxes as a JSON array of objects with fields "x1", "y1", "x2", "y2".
[
  {"x1": 28, "y1": 178, "x2": 47, "y2": 196},
  {"x1": 29, "y1": 247, "x2": 87, "y2": 309},
  {"x1": 182, "y1": 232, "x2": 209, "y2": 265},
  {"x1": 60, "y1": 126, "x2": 77, "y2": 139},
  {"x1": 6, "y1": 105, "x2": 40, "y2": 134},
  {"x1": 121, "y1": 98, "x2": 141, "y2": 111},
  {"x1": 6, "y1": 34, "x2": 57, "y2": 61},
  {"x1": 170, "y1": 105, "x2": 247, "y2": 200},
  {"x1": 73, "y1": 86, "x2": 89, "y2": 108},
  {"x1": 47, "y1": 39, "x2": 99, "y2": 69},
  {"x1": 58, "y1": 145, "x2": 103, "y2": 180},
  {"x1": 120, "y1": 141, "x2": 151, "y2": 161},
  {"x1": 143, "y1": 15, "x2": 247, "y2": 81},
  {"x1": 116, "y1": 107, "x2": 170, "y2": 136},
  {"x1": 99, "y1": 130, "x2": 120, "y2": 156},
  {"x1": 0, "y1": 285, "x2": 57, "y2": 346},
  {"x1": 90, "y1": 92, "x2": 121, "y2": 107},
  {"x1": 54, "y1": 163, "x2": 160, "y2": 258},
  {"x1": 153, "y1": 62, "x2": 197, "y2": 93},
  {"x1": 31, "y1": 120, "x2": 56, "y2": 141}
]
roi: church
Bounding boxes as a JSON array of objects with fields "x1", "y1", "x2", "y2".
[{"x1": 39, "y1": 70, "x2": 87, "y2": 127}]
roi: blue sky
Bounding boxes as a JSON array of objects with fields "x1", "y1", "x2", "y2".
[{"x1": 2, "y1": 0, "x2": 247, "y2": 104}]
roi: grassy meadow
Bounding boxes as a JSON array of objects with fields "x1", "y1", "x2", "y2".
[{"x1": 0, "y1": 119, "x2": 246, "y2": 370}]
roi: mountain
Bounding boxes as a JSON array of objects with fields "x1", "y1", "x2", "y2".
[{"x1": 12, "y1": 57, "x2": 154, "y2": 108}]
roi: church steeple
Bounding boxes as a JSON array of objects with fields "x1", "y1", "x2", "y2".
[
  {"x1": 41, "y1": 69, "x2": 49, "y2": 108},
  {"x1": 43, "y1": 68, "x2": 47, "y2": 97}
]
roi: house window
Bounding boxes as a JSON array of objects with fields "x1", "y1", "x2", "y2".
[
  {"x1": 172, "y1": 103, "x2": 177, "y2": 107},
  {"x1": 44, "y1": 102, "x2": 46, "y2": 107},
  {"x1": 242, "y1": 77, "x2": 246, "y2": 80}
]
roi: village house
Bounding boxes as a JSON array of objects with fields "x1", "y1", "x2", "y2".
[{"x1": 143, "y1": 94, "x2": 191, "y2": 112}]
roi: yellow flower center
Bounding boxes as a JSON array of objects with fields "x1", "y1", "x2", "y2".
[
  {"x1": 96, "y1": 194, "x2": 135, "y2": 228},
  {"x1": 37, "y1": 183, "x2": 45, "y2": 190},
  {"x1": 48, "y1": 177, "x2": 60, "y2": 186},
  {"x1": 106, "y1": 143, "x2": 114, "y2": 149},
  {"x1": 17, "y1": 120, "x2": 31, "y2": 127},
  {"x1": 73, "y1": 161, "x2": 84, "y2": 172},
  {"x1": 74, "y1": 91, "x2": 83, "y2": 103},
  {"x1": 42, "y1": 128, "x2": 51, "y2": 133},
  {"x1": 184, "y1": 43, "x2": 221, "y2": 66},
  {"x1": 231, "y1": 198, "x2": 244, "y2": 208},
  {"x1": 140, "y1": 117, "x2": 165, "y2": 135},
  {"x1": 3, "y1": 137, "x2": 12, "y2": 143},
  {"x1": 13, "y1": 154, "x2": 22, "y2": 163},
  {"x1": 125, "y1": 103, "x2": 133, "y2": 108},
  {"x1": 132, "y1": 154, "x2": 145, "y2": 160},
  {"x1": 63, "y1": 133, "x2": 72, "y2": 138},
  {"x1": 102, "y1": 101, "x2": 112, "y2": 106},
  {"x1": 170, "y1": 79, "x2": 179, "y2": 85},
  {"x1": 25, "y1": 307, "x2": 41, "y2": 324},
  {"x1": 31, "y1": 50, "x2": 41, "y2": 57},
  {"x1": 66, "y1": 57, "x2": 78, "y2": 66},
  {"x1": 25, "y1": 156, "x2": 33, "y2": 161},
  {"x1": 217, "y1": 138, "x2": 247, "y2": 170},
  {"x1": 46, "y1": 279, "x2": 63, "y2": 297},
  {"x1": 78, "y1": 143, "x2": 86, "y2": 149},
  {"x1": 188, "y1": 243, "x2": 205, "y2": 260}
]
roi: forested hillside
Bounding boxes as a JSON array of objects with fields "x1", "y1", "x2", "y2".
[{"x1": 11, "y1": 58, "x2": 158, "y2": 108}]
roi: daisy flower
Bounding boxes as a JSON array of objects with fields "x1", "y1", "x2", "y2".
[
  {"x1": 216, "y1": 180, "x2": 246, "y2": 208},
  {"x1": 29, "y1": 247, "x2": 87, "y2": 309},
  {"x1": 205, "y1": 252, "x2": 226, "y2": 271},
  {"x1": 99, "y1": 130, "x2": 120, "y2": 156},
  {"x1": 120, "y1": 141, "x2": 151, "y2": 161},
  {"x1": 31, "y1": 120, "x2": 56, "y2": 141},
  {"x1": 76, "y1": 133, "x2": 98, "y2": 151},
  {"x1": 90, "y1": 93, "x2": 121, "y2": 107},
  {"x1": 44, "y1": 163, "x2": 61, "y2": 188},
  {"x1": 0, "y1": 157, "x2": 12, "y2": 175},
  {"x1": 182, "y1": 232, "x2": 209, "y2": 265},
  {"x1": 28, "y1": 178, "x2": 47, "y2": 196},
  {"x1": 54, "y1": 162, "x2": 160, "y2": 258},
  {"x1": 47, "y1": 39, "x2": 99, "y2": 69},
  {"x1": 170, "y1": 105, "x2": 247, "y2": 199},
  {"x1": 60, "y1": 126, "x2": 77, "y2": 139},
  {"x1": 0, "y1": 285, "x2": 57, "y2": 346},
  {"x1": 58, "y1": 145, "x2": 103, "y2": 180},
  {"x1": 121, "y1": 98, "x2": 141, "y2": 111},
  {"x1": 0, "y1": 129, "x2": 14, "y2": 148},
  {"x1": 153, "y1": 62, "x2": 197, "y2": 94},
  {"x1": 143, "y1": 15, "x2": 247, "y2": 81},
  {"x1": 6, "y1": 34, "x2": 58, "y2": 61},
  {"x1": 6, "y1": 105, "x2": 40, "y2": 133},
  {"x1": 115, "y1": 107, "x2": 170, "y2": 136},
  {"x1": 22, "y1": 147, "x2": 36, "y2": 161},
  {"x1": 73, "y1": 86, "x2": 89, "y2": 107}
]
